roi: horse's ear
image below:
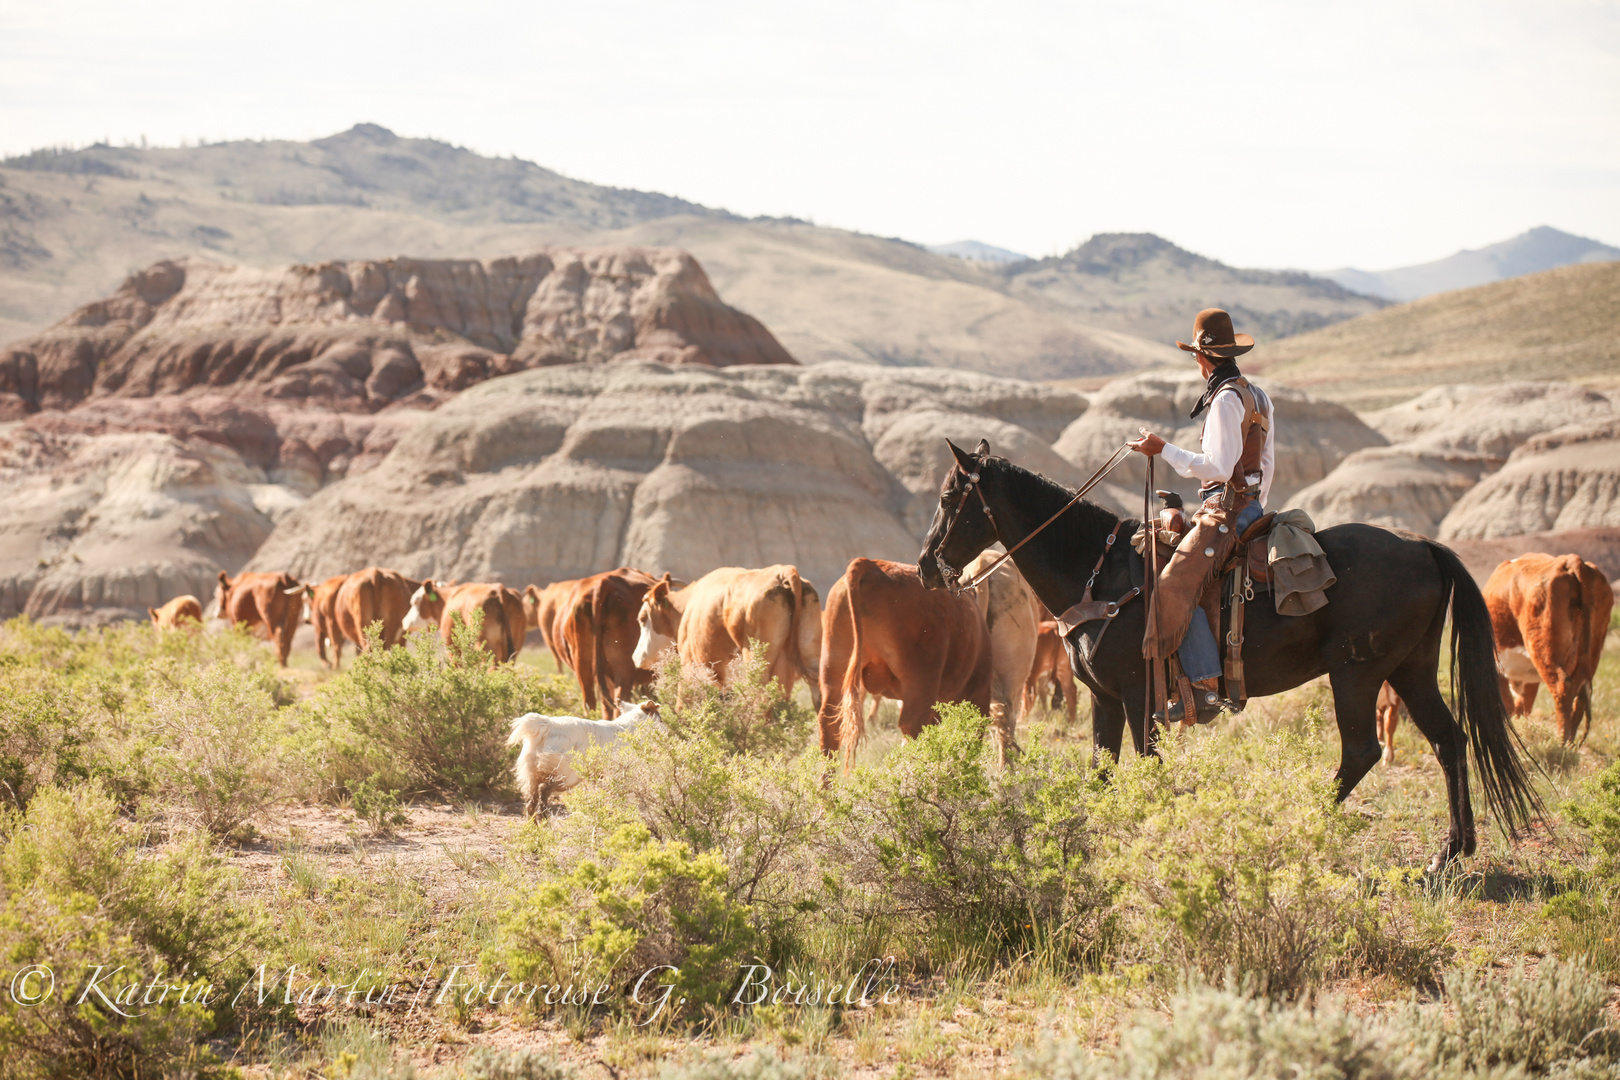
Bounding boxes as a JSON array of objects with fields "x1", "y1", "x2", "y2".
[
  {"x1": 947, "y1": 440, "x2": 976, "y2": 471},
  {"x1": 974, "y1": 439, "x2": 991, "y2": 457}
]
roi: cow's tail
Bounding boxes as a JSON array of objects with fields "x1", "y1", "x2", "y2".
[
  {"x1": 837, "y1": 563, "x2": 869, "y2": 768},
  {"x1": 500, "y1": 595, "x2": 517, "y2": 663},
  {"x1": 1570, "y1": 571, "x2": 1595, "y2": 745},
  {"x1": 591, "y1": 584, "x2": 617, "y2": 719},
  {"x1": 793, "y1": 577, "x2": 823, "y2": 711},
  {"x1": 1427, "y1": 540, "x2": 1543, "y2": 835},
  {"x1": 478, "y1": 594, "x2": 512, "y2": 663},
  {"x1": 569, "y1": 593, "x2": 598, "y2": 714},
  {"x1": 356, "y1": 573, "x2": 379, "y2": 650}
]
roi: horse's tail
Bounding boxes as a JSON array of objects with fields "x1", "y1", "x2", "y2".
[
  {"x1": 836, "y1": 563, "x2": 870, "y2": 768},
  {"x1": 1427, "y1": 540, "x2": 1543, "y2": 835}
]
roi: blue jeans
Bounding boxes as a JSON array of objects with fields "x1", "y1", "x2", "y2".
[{"x1": 1177, "y1": 499, "x2": 1264, "y2": 683}]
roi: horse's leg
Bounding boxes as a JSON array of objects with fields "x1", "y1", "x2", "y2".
[
  {"x1": 1328, "y1": 666, "x2": 1384, "y2": 801},
  {"x1": 1090, "y1": 692, "x2": 1126, "y2": 762},
  {"x1": 1122, "y1": 690, "x2": 1159, "y2": 759},
  {"x1": 1388, "y1": 664, "x2": 1477, "y2": 868}
]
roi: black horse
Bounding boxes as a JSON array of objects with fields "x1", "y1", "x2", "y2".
[{"x1": 918, "y1": 440, "x2": 1540, "y2": 871}]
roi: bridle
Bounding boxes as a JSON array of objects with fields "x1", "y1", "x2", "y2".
[{"x1": 933, "y1": 442, "x2": 1136, "y2": 594}]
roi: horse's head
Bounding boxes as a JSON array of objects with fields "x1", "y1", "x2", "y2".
[{"x1": 919, "y1": 438, "x2": 1000, "y2": 591}]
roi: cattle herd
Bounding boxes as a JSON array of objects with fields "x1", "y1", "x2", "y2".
[{"x1": 149, "y1": 545, "x2": 1608, "y2": 814}]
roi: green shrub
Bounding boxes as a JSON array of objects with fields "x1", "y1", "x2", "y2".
[
  {"x1": 297, "y1": 620, "x2": 573, "y2": 799},
  {"x1": 318, "y1": 1017, "x2": 420, "y2": 1080},
  {"x1": 444, "y1": 1046, "x2": 575, "y2": 1079},
  {"x1": 491, "y1": 822, "x2": 759, "y2": 1021},
  {"x1": 1388, "y1": 957, "x2": 1618, "y2": 1075},
  {"x1": 837, "y1": 703, "x2": 1107, "y2": 954},
  {"x1": 1088, "y1": 727, "x2": 1373, "y2": 996},
  {"x1": 0, "y1": 614, "x2": 294, "y2": 706},
  {"x1": 1565, "y1": 757, "x2": 1620, "y2": 880},
  {"x1": 0, "y1": 669, "x2": 93, "y2": 809},
  {"x1": 1024, "y1": 981, "x2": 1389, "y2": 1080},
  {"x1": 143, "y1": 658, "x2": 293, "y2": 837},
  {"x1": 654, "y1": 646, "x2": 816, "y2": 757},
  {"x1": 0, "y1": 783, "x2": 254, "y2": 1078},
  {"x1": 528, "y1": 707, "x2": 832, "y2": 935},
  {"x1": 1540, "y1": 889, "x2": 1620, "y2": 976},
  {"x1": 1026, "y1": 961, "x2": 1618, "y2": 1079},
  {"x1": 658, "y1": 1048, "x2": 819, "y2": 1080},
  {"x1": 349, "y1": 776, "x2": 409, "y2": 836}
]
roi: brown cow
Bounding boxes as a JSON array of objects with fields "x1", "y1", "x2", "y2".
[
  {"x1": 338, "y1": 568, "x2": 422, "y2": 650},
  {"x1": 631, "y1": 565, "x2": 823, "y2": 709},
  {"x1": 817, "y1": 558, "x2": 993, "y2": 764},
  {"x1": 406, "y1": 580, "x2": 526, "y2": 663},
  {"x1": 148, "y1": 595, "x2": 203, "y2": 631},
  {"x1": 1486, "y1": 553, "x2": 1613, "y2": 743},
  {"x1": 524, "y1": 581, "x2": 578, "y2": 667},
  {"x1": 296, "y1": 574, "x2": 350, "y2": 668},
  {"x1": 1022, "y1": 620, "x2": 1079, "y2": 731},
  {"x1": 214, "y1": 571, "x2": 303, "y2": 666},
  {"x1": 545, "y1": 569, "x2": 659, "y2": 718},
  {"x1": 306, "y1": 567, "x2": 423, "y2": 666}
]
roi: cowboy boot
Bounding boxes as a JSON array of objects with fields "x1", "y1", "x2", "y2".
[{"x1": 1153, "y1": 679, "x2": 1225, "y2": 725}]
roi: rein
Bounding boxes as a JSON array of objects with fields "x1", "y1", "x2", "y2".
[{"x1": 947, "y1": 442, "x2": 1135, "y2": 593}]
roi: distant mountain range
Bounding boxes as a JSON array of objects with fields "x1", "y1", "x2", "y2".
[
  {"x1": 0, "y1": 124, "x2": 1380, "y2": 380},
  {"x1": 925, "y1": 239, "x2": 1030, "y2": 263},
  {"x1": 1325, "y1": 226, "x2": 1620, "y2": 302}
]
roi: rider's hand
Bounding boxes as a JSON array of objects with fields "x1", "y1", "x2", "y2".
[{"x1": 1129, "y1": 428, "x2": 1165, "y2": 456}]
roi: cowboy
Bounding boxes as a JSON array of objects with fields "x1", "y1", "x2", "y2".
[{"x1": 1127, "y1": 308, "x2": 1274, "y2": 723}]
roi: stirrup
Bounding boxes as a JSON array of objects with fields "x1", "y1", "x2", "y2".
[{"x1": 1153, "y1": 689, "x2": 1225, "y2": 725}]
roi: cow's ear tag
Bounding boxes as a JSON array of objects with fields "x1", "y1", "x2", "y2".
[{"x1": 426, "y1": 592, "x2": 438, "y2": 602}]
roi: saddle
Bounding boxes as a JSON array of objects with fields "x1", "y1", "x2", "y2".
[{"x1": 1143, "y1": 508, "x2": 1278, "y2": 712}]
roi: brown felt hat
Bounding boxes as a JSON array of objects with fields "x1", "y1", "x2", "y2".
[{"x1": 1176, "y1": 308, "x2": 1254, "y2": 358}]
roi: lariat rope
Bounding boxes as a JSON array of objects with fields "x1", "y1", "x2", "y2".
[{"x1": 952, "y1": 442, "x2": 1136, "y2": 592}]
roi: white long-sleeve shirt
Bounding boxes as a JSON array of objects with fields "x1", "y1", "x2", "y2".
[{"x1": 1160, "y1": 381, "x2": 1276, "y2": 506}]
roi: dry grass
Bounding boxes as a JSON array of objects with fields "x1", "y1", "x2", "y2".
[
  {"x1": 1250, "y1": 262, "x2": 1620, "y2": 410},
  {"x1": 6, "y1": 624, "x2": 1617, "y2": 1079}
]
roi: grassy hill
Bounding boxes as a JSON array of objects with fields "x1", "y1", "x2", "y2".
[
  {"x1": 1, "y1": 124, "x2": 1379, "y2": 380},
  {"x1": 1248, "y1": 262, "x2": 1620, "y2": 410}
]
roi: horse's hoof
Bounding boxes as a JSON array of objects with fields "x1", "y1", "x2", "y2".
[{"x1": 1425, "y1": 842, "x2": 1465, "y2": 874}]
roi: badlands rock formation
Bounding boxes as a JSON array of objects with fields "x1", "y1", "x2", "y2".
[
  {"x1": 0, "y1": 247, "x2": 795, "y2": 622},
  {"x1": 1441, "y1": 417, "x2": 1620, "y2": 540},
  {"x1": 246, "y1": 362, "x2": 1096, "y2": 592},
  {"x1": 0, "y1": 248, "x2": 793, "y2": 418},
  {"x1": 1289, "y1": 383, "x2": 1618, "y2": 536},
  {"x1": 1052, "y1": 370, "x2": 1385, "y2": 510}
]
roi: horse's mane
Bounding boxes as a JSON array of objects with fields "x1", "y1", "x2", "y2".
[{"x1": 984, "y1": 456, "x2": 1135, "y2": 547}]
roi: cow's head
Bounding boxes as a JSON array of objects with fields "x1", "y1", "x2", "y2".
[
  {"x1": 284, "y1": 581, "x2": 315, "y2": 623},
  {"x1": 632, "y1": 573, "x2": 678, "y2": 669},
  {"x1": 404, "y1": 579, "x2": 448, "y2": 630},
  {"x1": 522, "y1": 583, "x2": 546, "y2": 631},
  {"x1": 213, "y1": 571, "x2": 234, "y2": 616}
]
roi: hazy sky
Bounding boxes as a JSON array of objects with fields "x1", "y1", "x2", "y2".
[{"x1": 3, "y1": 0, "x2": 1616, "y2": 270}]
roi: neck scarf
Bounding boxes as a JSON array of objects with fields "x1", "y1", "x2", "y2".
[{"x1": 1190, "y1": 360, "x2": 1242, "y2": 420}]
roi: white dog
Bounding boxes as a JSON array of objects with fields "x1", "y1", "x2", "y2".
[{"x1": 507, "y1": 700, "x2": 660, "y2": 816}]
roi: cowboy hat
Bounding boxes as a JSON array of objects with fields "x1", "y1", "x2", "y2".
[{"x1": 1176, "y1": 308, "x2": 1253, "y2": 358}]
